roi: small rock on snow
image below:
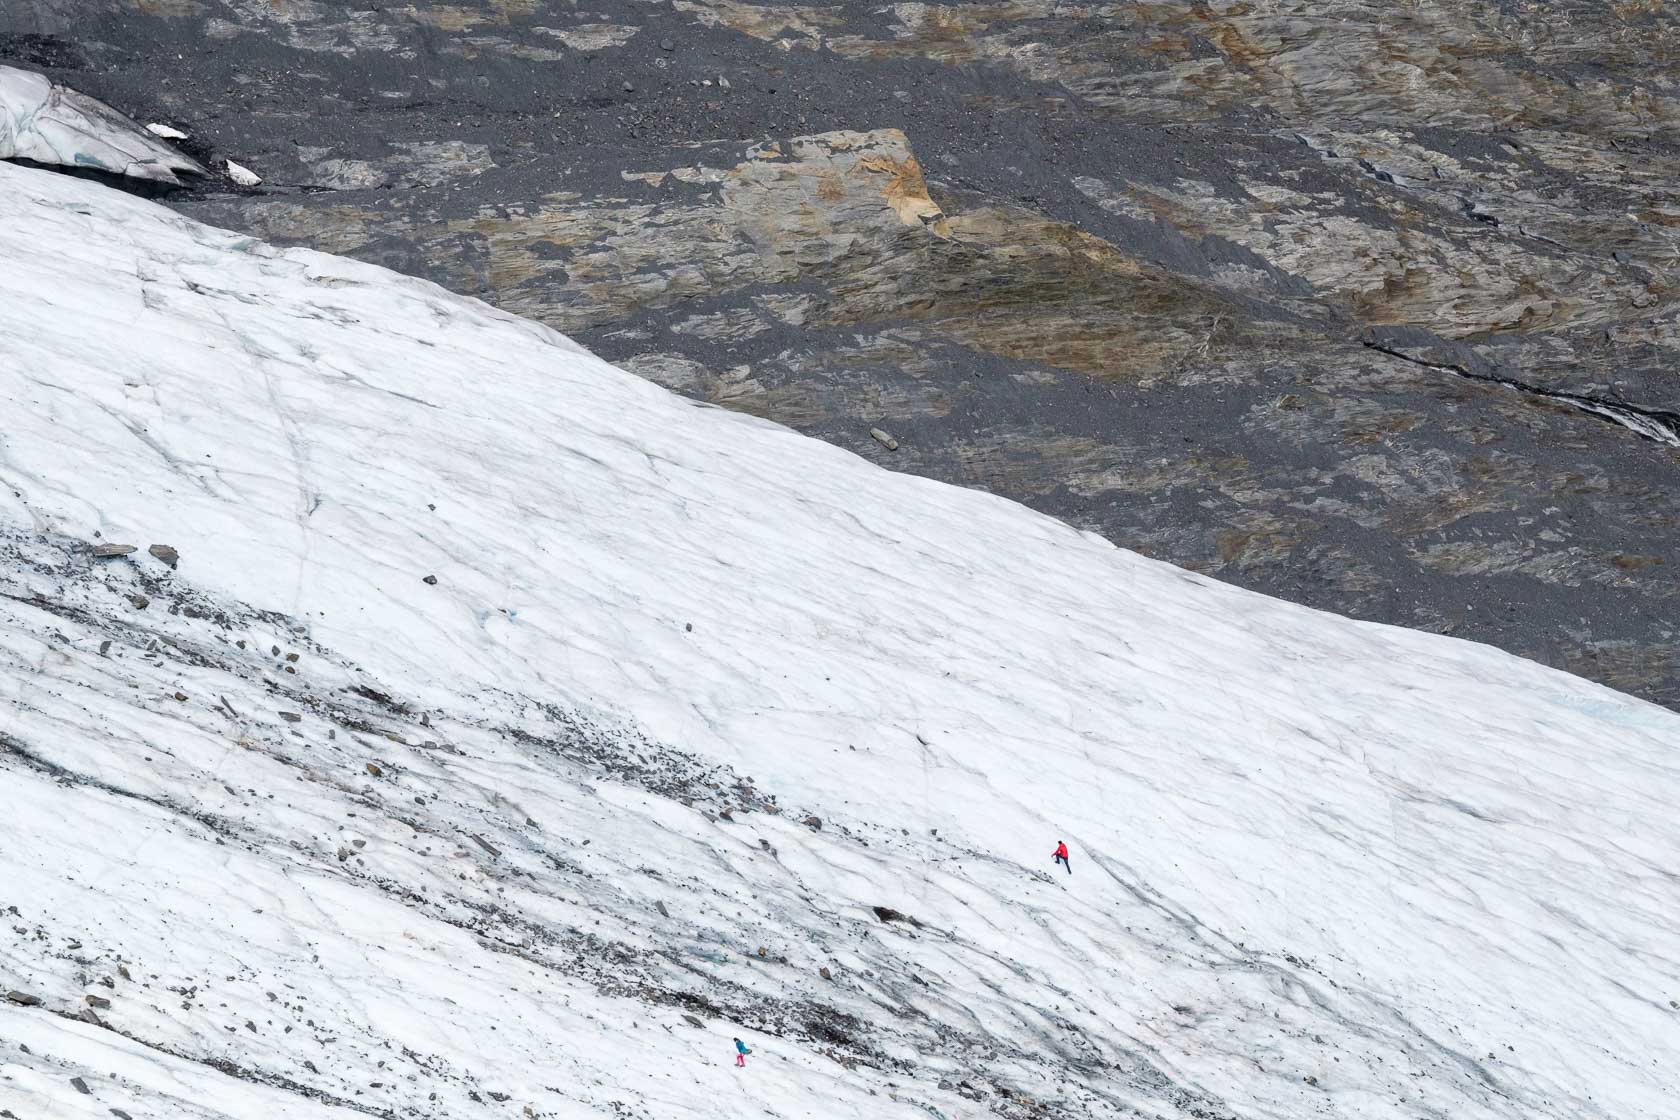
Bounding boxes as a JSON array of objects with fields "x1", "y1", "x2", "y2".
[
  {"x1": 147, "y1": 543, "x2": 179, "y2": 568},
  {"x1": 365, "y1": 762, "x2": 383, "y2": 777},
  {"x1": 422, "y1": 574, "x2": 438, "y2": 585},
  {"x1": 4, "y1": 991, "x2": 42, "y2": 1006},
  {"x1": 70, "y1": 1076, "x2": 90, "y2": 1094},
  {"x1": 86, "y1": 994, "x2": 111, "y2": 1009},
  {"x1": 91, "y1": 543, "x2": 136, "y2": 558},
  {"x1": 279, "y1": 711, "x2": 302, "y2": 722}
]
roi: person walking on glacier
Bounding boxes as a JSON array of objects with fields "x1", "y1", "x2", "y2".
[
  {"x1": 1053, "y1": 840, "x2": 1071, "y2": 875},
  {"x1": 733, "y1": 1037, "x2": 750, "y2": 1067}
]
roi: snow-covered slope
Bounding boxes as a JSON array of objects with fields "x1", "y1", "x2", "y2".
[{"x1": 1, "y1": 160, "x2": 1676, "y2": 1120}]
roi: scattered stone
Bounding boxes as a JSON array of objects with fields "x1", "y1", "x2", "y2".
[
  {"x1": 756, "y1": 946, "x2": 768, "y2": 958},
  {"x1": 659, "y1": 37, "x2": 675, "y2": 51},
  {"x1": 819, "y1": 966, "x2": 832, "y2": 980},
  {"x1": 285, "y1": 652, "x2": 300, "y2": 663},
  {"x1": 622, "y1": 81, "x2": 635, "y2": 92},
  {"x1": 869, "y1": 427, "x2": 899, "y2": 451},
  {"x1": 685, "y1": 622, "x2": 693, "y2": 632},
  {"x1": 802, "y1": 815, "x2": 822, "y2": 830},
  {"x1": 70, "y1": 1077, "x2": 90, "y2": 1094},
  {"x1": 365, "y1": 762, "x2": 383, "y2": 777},
  {"x1": 127, "y1": 594, "x2": 149, "y2": 610},
  {"x1": 682, "y1": 1014, "x2": 705, "y2": 1029},
  {"x1": 91, "y1": 543, "x2": 136, "y2": 558},
  {"x1": 469, "y1": 833, "x2": 502, "y2": 857},
  {"x1": 86, "y1": 994, "x2": 111, "y2": 1009},
  {"x1": 422, "y1": 574, "x2": 438, "y2": 585},
  {"x1": 279, "y1": 711, "x2": 302, "y2": 722},
  {"x1": 5, "y1": 991, "x2": 42, "y2": 1006},
  {"x1": 304, "y1": 1060, "x2": 320, "y2": 1074},
  {"x1": 173, "y1": 692, "x2": 187, "y2": 702},
  {"x1": 351, "y1": 839, "x2": 366, "y2": 849},
  {"x1": 147, "y1": 543, "x2": 179, "y2": 568},
  {"x1": 871, "y1": 905, "x2": 923, "y2": 927},
  {"x1": 98, "y1": 640, "x2": 111, "y2": 657},
  {"x1": 655, "y1": 901, "x2": 669, "y2": 918},
  {"x1": 111, "y1": 1110, "x2": 134, "y2": 1120}
]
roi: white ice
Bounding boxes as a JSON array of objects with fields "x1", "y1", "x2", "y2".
[
  {"x1": 0, "y1": 66, "x2": 203, "y2": 185},
  {"x1": 1, "y1": 160, "x2": 1677, "y2": 1120},
  {"x1": 224, "y1": 158, "x2": 261, "y2": 187}
]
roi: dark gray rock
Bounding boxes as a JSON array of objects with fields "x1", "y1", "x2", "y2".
[
  {"x1": 3, "y1": 991, "x2": 42, "y2": 1006},
  {"x1": 90, "y1": 543, "x2": 135, "y2": 558},
  {"x1": 146, "y1": 543, "x2": 177, "y2": 568}
]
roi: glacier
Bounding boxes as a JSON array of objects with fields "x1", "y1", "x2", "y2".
[
  {"x1": 0, "y1": 66, "x2": 203, "y2": 186},
  {"x1": 0, "y1": 159, "x2": 1676, "y2": 1120}
]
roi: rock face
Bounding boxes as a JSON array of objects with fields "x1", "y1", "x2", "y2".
[{"x1": 3, "y1": 0, "x2": 1675, "y2": 707}]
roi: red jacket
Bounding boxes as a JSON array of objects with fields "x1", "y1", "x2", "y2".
[{"x1": 1054, "y1": 842, "x2": 1069, "y2": 859}]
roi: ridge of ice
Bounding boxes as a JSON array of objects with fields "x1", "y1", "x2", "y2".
[{"x1": 0, "y1": 65, "x2": 204, "y2": 185}]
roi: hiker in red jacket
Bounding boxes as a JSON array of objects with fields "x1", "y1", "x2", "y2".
[{"x1": 1053, "y1": 840, "x2": 1071, "y2": 875}]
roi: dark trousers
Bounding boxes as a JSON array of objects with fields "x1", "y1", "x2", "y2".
[{"x1": 1054, "y1": 855, "x2": 1070, "y2": 874}]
